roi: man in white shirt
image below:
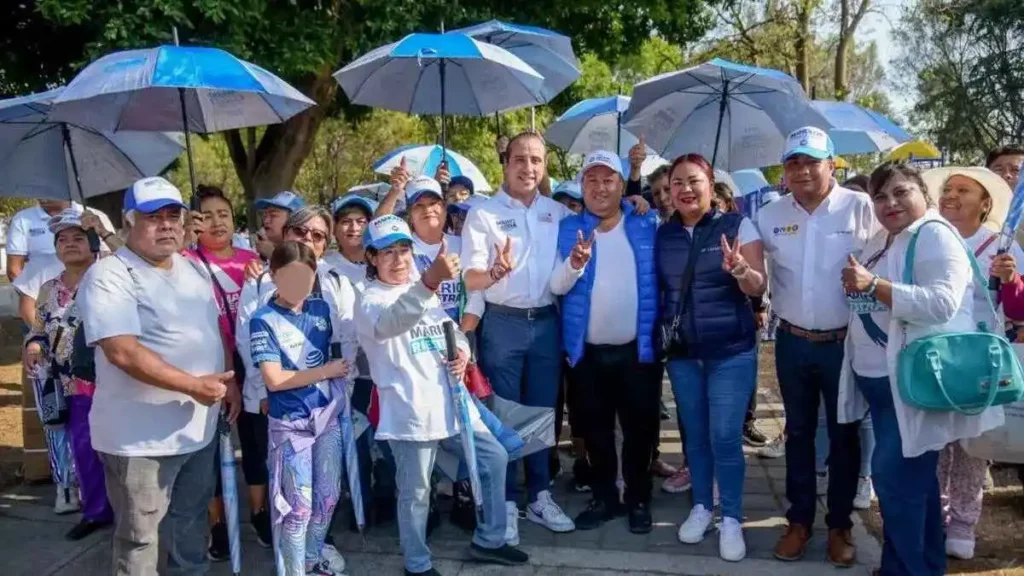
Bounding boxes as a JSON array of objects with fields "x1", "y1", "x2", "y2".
[
  {"x1": 549, "y1": 151, "x2": 661, "y2": 534},
  {"x1": 461, "y1": 132, "x2": 578, "y2": 541},
  {"x1": 5, "y1": 200, "x2": 117, "y2": 282},
  {"x1": 755, "y1": 127, "x2": 877, "y2": 566},
  {"x1": 79, "y1": 177, "x2": 241, "y2": 576}
]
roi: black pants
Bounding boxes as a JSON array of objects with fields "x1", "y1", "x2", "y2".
[{"x1": 574, "y1": 342, "x2": 661, "y2": 507}]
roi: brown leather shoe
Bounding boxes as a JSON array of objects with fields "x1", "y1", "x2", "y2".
[
  {"x1": 774, "y1": 523, "x2": 811, "y2": 561},
  {"x1": 828, "y1": 528, "x2": 856, "y2": 567}
]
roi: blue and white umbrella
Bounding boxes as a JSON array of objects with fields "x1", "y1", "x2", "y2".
[
  {"x1": 547, "y1": 96, "x2": 648, "y2": 157},
  {"x1": 813, "y1": 100, "x2": 911, "y2": 155},
  {"x1": 373, "y1": 144, "x2": 491, "y2": 192},
  {"x1": 449, "y1": 20, "x2": 580, "y2": 104},
  {"x1": 0, "y1": 88, "x2": 183, "y2": 201},
  {"x1": 730, "y1": 169, "x2": 771, "y2": 197},
  {"x1": 49, "y1": 45, "x2": 315, "y2": 194},
  {"x1": 623, "y1": 58, "x2": 829, "y2": 170},
  {"x1": 335, "y1": 33, "x2": 545, "y2": 147}
]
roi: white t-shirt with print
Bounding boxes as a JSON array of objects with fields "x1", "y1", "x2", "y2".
[
  {"x1": 355, "y1": 280, "x2": 479, "y2": 441},
  {"x1": 80, "y1": 249, "x2": 225, "y2": 457},
  {"x1": 848, "y1": 241, "x2": 892, "y2": 378},
  {"x1": 323, "y1": 250, "x2": 368, "y2": 292}
]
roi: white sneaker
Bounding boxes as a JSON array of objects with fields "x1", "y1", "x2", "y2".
[
  {"x1": 719, "y1": 517, "x2": 746, "y2": 562},
  {"x1": 853, "y1": 476, "x2": 874, "y2": 510},
  {"x1": 946, "y1": 538, "x2": 975, "y2": 560},
  {"x1": 816, "y1": 470, "x2": 829, "y2": 496},
  {"x1": 756, "y1": 436, "x2": 785, "y2": 459},
  {"x1": 54, "y1": 486, "x2": 80, "y2": 515},
  {"x1": 677, "y1": 504, "x2": 714, "y2": 544},
  {"x1": 505, "y1": 501, "x2": 520, "y2": 546},
  {"x1": 526, "y1": 490, "x2": 575, "y2": 533},
  {"x1": 319, "y1": 543, "x2": 346, "y2": 573}
]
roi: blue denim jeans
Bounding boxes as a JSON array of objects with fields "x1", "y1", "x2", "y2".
[
  {"x1": 775, "y1": 329, "x2": 860, "y2": 530},
  {"x1": 389, "y1": 425, "x2": 508, "y2": 573},
  {"x1": 351, "y1": 378, "x2": 396, "y2": 502},
  {"x1": 816, "y1": 398, "x2": 876, "y2": 477},
  {"x1": 667, "y1": 347, "x2": 756, "y2": 521},
  {"x1": 479, "y1": 306, "x2": 561, "y2": 503},
  {"x1": 856, "y1": 374, "x2": 945, "y2": 575}
]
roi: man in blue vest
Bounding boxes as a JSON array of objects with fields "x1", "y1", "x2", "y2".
[{"x1": 550, "y1": 150, "x2": 661, "y2": 534}]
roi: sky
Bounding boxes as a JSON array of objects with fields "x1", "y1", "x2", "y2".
[{"x1": 858, "y1": 0, "x2": 915, "y2": 117}]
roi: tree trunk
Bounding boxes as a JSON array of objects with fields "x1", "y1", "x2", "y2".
[
  {"x1": 224, "y1": 66, "x2": 338, "y2": 213},
  {"x1": 794, "y1": 0, "x2": 814, "y2": 93},
  {"x1": 835, "y1": 0, "x2": 872, "y2": 100}
]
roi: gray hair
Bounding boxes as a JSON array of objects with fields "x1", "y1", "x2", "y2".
[{"x1": 284, "y1": 205, "x2": 332, "y2": 233}]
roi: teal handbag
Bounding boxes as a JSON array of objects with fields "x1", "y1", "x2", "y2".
[{"x1": 896, "y1": 220, "x2": 1024, "y2": 415}]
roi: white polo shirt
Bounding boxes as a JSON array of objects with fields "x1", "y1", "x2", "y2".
[
  {"x1": 5, "y1": 204, "x2": 115, "y2": 270},
  {"x1": 756, "y1": 184, "x2": 879, "y2": 331},
  {"x1": 461, "y1": 189, "x2": 572, "y2": 309}
]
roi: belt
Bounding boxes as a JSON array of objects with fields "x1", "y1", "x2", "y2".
[
  {"x1": 778, "y1": 319, "x2": 847, "y2": 343},
  {"x1": 486, "y1": 303, "x2": 557, "y2": 319}
]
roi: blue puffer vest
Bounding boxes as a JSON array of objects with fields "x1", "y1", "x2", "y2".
[
  {"x1": 557, "y1": 201, "x2": 659, "y2": 367},
  {"x1": 657, "y1": 209, "x2": 756, "y2": 360}
]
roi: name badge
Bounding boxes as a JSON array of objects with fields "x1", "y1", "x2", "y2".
[
  {"x1": 538, "y1": 212, "x2": 554, "y2": 223},
  {"x1": 497, "y1": 219, "x2": 517, "y2": 232}
]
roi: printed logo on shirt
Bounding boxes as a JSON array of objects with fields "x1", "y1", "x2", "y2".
[
  {"x1": 773, "y1": 224, "x2": 800, "y2": 236},
  {"x1": 305, "y1": 348, "x2": 325, "y2": 367},
  {"x1": 829, "y1": 229, "x2": 854, "y2": 237},
  {"x1": 29, "y1": 227, "x2": 46, "y2": 237},
  {"x1": 538, "y1": 212, "x2": 554, "y2": 223},
  {"x1": 496, "y1": 219, "x2": 517, "y2": 232},
  {"x1": 409, "y1": 323, "x2": 445, "y2": 355}
]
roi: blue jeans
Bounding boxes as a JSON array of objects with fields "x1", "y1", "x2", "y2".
[
  {"x1": 667, "y1": 348, "x2": 756, "y2": 521},
  {"x1": 351, "y1": 378, "x2": 396, "y2": 502},
  {"x1": 390, "y1": 425, "x2": 508, "y2": 573},
  {"x1": 775, "y1": 329, "x2": 860, "y2": 530},
  {"x1": 815, "y1": 398, "x2": 876, "y2": 477},
  {"x1": 479, "y1": 306, "x2": 561, "y2": 503},
  {"x1": 856, "y1": 374, "x2": 945, "y2": 575}
]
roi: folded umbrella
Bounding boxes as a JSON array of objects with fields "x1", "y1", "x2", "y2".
[
  {"x1": 442, "y1": 322, "x2": 484, "y2": 523},
  {"x1": 217, "y1": 417, "x2": 241, "y2": 575},
  {"x1": 331, "y1": 343, "x2": 364, "y2": 532}
]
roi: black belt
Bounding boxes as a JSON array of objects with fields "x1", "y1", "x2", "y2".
[{"x1": 485, "y1": 303, "x2": 557, "y2": 319}]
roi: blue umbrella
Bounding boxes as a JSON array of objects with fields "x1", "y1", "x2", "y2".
[
  {"x1": 335, "y1": 33, "x2": 544, "y2": 147},
  {"x1": 0, "y1": 88, "x2": 183, "y2": 201},
  {"x1": 330, "y1": 343, "x2": 364, "y2": 532},
  {"x1": 730, "y1": 169, "x2": 771, "y2": 197},
  {"x1": 48, "y1": 45, "x2": 315, "y2": 194},
  {"x1": 546, "y1": 96, "x2": 645, "y2": 157},
  {"x1": 217, "y1": 417, "x2": 242, "y2": 575},
  {"x1": 623, "y1": 58, "x2": 830, "y2": 170},
  {"x1": 812, "y1": 100, "x2": 911, "y2": 155},
  {"x1": 373, "y1": 144, "x2": 491, "y2": 192}
]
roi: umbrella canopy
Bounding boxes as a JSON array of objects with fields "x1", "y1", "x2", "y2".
[
  {"x1": 0, "y1": 88, "x2": 183, "y2": 201},
  {"x1": 623, "y1": 58, "x2": 829, "y2": 171},
  {"x1": 885, "y1": 140, "x2": 942, "y2": 162},
  {"x1": 347, "y1": 182, "x2": 392, "y2": 201},
  {"x1": 373, "y1": 144, "x2": 491, "y2": 192},
  {"x1": 48, "y1": 46, "x2": 315, "y2": 133},
  {"x1": 620, "y1": 153, "x2": 670, "y2": 181},
  {"x1": 730, "y1": 169, "x2": 771, "y2": 196},
  {"x1": 335, "y1": 33, "x2": 545, "y2": 117},
  {"x1": 449, "y1": 20, "x2": 580, "y2": 103},
  {"x1": 813, "y1": 100, "x2": 911, "y2": 155},
  {"x1": 547, "y1": 96, "x2": 648, "y2": 157}
]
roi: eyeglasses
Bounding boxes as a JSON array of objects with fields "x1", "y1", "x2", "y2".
[{"x1": 289, "y1": 225, "x2": 328, "y2": 244}]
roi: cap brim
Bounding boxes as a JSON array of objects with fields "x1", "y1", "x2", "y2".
[
  {"x1": 406, "y1": 189, "x2": 444, "y2": 206},
  {"x1": 133, "y1": 198, "x2": 188, "y2": 213},
  {"x1": 365, "y1": 232, "x2": 412, "y2": 250},
  {"x1": 333, "y1": 198, "x2": 375, "y2": 215},
  {"x1": 781, "y1": 147, "x2": 832, "y2": 162},
  {"x1": 581, "y1": 161, "x2": 623, "y2": 179},
  {"x1": 254, "y1": 199, "x2": 290, "y2": 211},
  {"x1": 553, "y1": 191, "x2": 582, "y2": 201},
  {"x1": 49, "y1": 222, "x2": 85, "y2": 235}
]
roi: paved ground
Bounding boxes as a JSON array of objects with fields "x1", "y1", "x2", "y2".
[{"x1": 0, "y1": 374, "x2": 881, "y2": 575}]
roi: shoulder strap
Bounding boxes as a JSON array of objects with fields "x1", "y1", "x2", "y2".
[
  {"x1": 193, "y1": 250, "x2": 236, "y2": 336},
  {"x1": 974, "y1": 233, "x2": 998, "y2": 258}
]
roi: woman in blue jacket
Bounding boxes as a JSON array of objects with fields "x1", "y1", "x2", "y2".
[{"x1": 657, "y1": 154, "x2": 767, "y2": 562}]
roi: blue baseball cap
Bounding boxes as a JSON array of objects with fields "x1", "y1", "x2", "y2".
[
  {"x1": 449, "y1": 193, "x2": 489, "y2": 214},
  {"x1": 781, "y1": 126, "x2": 835, "y2": 162},
  {"x1": 364, "y1": 214, "x2": 413, "y2": 250},
  {"x1": 405, "y1": 175, "x2": 444, "y2": 206},
  {"x1": 125, "y1": 177, "x2": 188, "y2": 214},
  {"x1": 330, "y1": 194, "x2": 378, "y2": 218},
  {"x1": 552, "y1": 181, "x2": 583, "y2": 201},
  {"x1": 448, "y1": 175, "x2": 475, "y2": 195},
  {"x1": 254, "y1": 191, "x2": 305, "y2": 212}
]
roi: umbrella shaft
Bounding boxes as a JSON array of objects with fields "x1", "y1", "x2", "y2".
[
  {"x1": 711, "y1": 81, "x2": 730, "y2": 168},
  {"x1": 177, "y1": 87, "x2": 198, "y2": 196}
]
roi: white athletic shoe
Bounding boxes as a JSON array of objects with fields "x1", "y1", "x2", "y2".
[
  {"x1": 54, "y1": 486, "x2": 80, "y2": 515},
  {"x1": 319, "y1": 543, "x2": 346, "y2": 573},
  {"x1": 526, "y1": 490, "x2": 575, "y2": 533},
  {"x1": 505, "y1": 501, "x2": 520, "y2": 546},
  {"x1": 719, "y1": 517, "x2": 747, "y2": 562},
  {"x1": 853, "y1": 476, "x2": 874, "y2": 510},
  {"x1": 677, "y1": 504, "x2": 714, "y2": 544},
  {"x1": 946, "y1": 538, "x2": 975, "y2": 560}
]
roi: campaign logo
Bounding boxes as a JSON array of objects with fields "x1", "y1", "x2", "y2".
[
  {"x1": 497, "y1": 219, "x2": 517, "y2": 232},
  {"x1": 409, "y1": 322, "x2": 445, "y2": 355},
  {"x1": 773, "y1": 224, "x2": 800, "y2": 236}
]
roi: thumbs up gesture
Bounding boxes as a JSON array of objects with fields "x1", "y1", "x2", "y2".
[
  {"x1": 841, "y1": 253, "x2": 875, "y2": 293},
  {"x1": 390, "y1": 156, "x2": 411, "y2": 193},
  {"x1": 423, "y1": 238, "x2": 461, "y2": 288},
  {"x1": 570, "y1": 229, "x2": 595, "y2": 270},
  {"x1": 628, "y1": 134, "x2": 647, "y2": 173},
  {"x1": 488, "y1": 237, "x2": 514, "y2": 283},
  {"x1": 720, "y1": 234, "x2": 748, "y2": 277}
]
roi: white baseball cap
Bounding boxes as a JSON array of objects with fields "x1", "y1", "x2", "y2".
[
  {"x1": 578, "y1": 150, "x2": 625, "y2": 181},
  {"x1": 781, "y1": 126, "x2": 835, "y2": 162},
  {"x1": 125, "y1": 177, "x2": 187, "y2": 214},
  {"x1": 48, "y1": 208, "x2": 86, "y2": 235},
  {"x1": 363, "y1": 214, "x2": 413, "y2": 250},
  {"x1": 405, "y1": 175, "x2": 444, "y2": 206}
]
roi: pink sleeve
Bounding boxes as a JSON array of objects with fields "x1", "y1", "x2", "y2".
[{"x1": 1000, "y1": 274, "x2": 1024, "y2": 321}]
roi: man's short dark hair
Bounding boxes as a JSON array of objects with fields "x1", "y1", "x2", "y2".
[
  {"x1": 985, "y1": 145, "x2": 1024, "y2": 169},
  {"x1": 503, "y1": 131, "x2": 546, "y2": 166}
]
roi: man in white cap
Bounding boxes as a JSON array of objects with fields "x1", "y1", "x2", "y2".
[
  {"x1": 79, "y1": 176, "x2": 241, "y2": 576},
  {"x1": 549, "y1": 150, "x2": 661, "y2": 534},
  {"x1": 755, "y1": 127, "x2": 877, "y2": 566}
]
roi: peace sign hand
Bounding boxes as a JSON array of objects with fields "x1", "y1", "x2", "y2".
[
  {"x1": 720, "y1": 234, "x2": 748, "y2": 277},
  {"x1": 570, "y1": 230, "x2": 595, "y2": 270},
  {"x1": 489, "y1": 237, "x2": 514, "y2": 283}
]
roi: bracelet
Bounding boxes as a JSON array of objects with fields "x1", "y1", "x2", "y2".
[
  {"x1": 867, "y1": 275, "x2": 880, "y2": 295},
  {"x1": 422, "y1": 275, "x2": 439, "y2": 292}
]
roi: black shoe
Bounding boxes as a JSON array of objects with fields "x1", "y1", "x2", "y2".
[
  {"x1": 405, "y1": 569, "x2": 442, "y2": 576},
  {"x1": 628, "y1": 503, "x2": 653, "y2": 534},
  {"x1": 451, "y1": 480, "x2": 478, "y2": 533},
  {"x1": 574, "y1": 499, "x2": 617, "y2": 531},
  {"x1": 468, "y1": 543, "x2": 529, "y2": 566},
  {"x1": 571, "y1": 458, "x2": 592, "y2": 493},
  {"x1": 251, "y1": 509, "x2": 272, "y2": 548},
  {"x1": 743, "y1": 423, "x2": 769, "y2": 447},
  {"x1": 65, "y1": 518, "x2": 111, "y2": 541},
  {"x1": 207, "y1": 522, "x2": 229, "y2": 562}
]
